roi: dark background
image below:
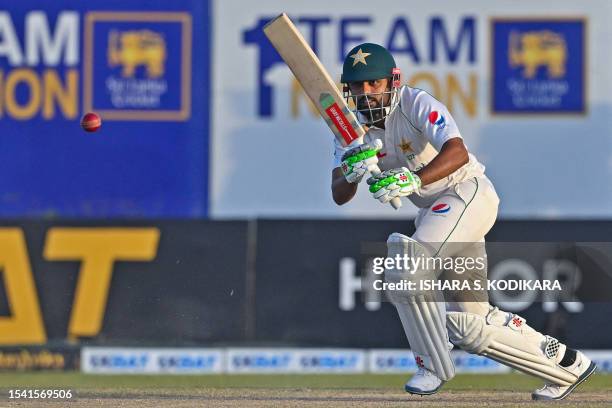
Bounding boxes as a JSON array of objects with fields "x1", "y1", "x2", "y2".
[{"x1": 2, "y1": 219, "x2": 611, "y2": 349}]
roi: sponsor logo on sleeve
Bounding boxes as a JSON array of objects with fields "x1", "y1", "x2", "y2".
[
  {"x1": 428, "y1": 111, "x2": 446, "y2": 129},
  {"x1": 431, "y1": 203, "x2": 450, "y2": 214}
]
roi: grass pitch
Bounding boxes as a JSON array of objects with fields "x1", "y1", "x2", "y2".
[{"x1": 0, "y1": 373, "x2": 610, "y2": 407}]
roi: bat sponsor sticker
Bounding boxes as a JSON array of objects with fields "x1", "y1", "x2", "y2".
[{"x1": 320, "y1": 94, "x2": 359, "y2": 145}]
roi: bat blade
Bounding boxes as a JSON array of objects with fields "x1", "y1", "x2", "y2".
[{"x1": 263, "y1": 13, "x2": 364, "y2": 147}]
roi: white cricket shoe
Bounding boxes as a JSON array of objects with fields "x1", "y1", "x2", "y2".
[
  {"x1": 404, "y1": 367, "x2": 445, "y2": 395},
  {"x1": 532, "y1": 350, "x2": 596, "y2": 401}
]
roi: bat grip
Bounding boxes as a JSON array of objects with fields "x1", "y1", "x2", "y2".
[{"x1": 370, "y1": 166, "x2": 402, "y2": 210}]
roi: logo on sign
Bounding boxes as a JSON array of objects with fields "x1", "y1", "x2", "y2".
[
  {"x1": 232, "y1": 354, "x2": 291, "y2": 368},
  {"x1": 375, "y1": 356, "x2": 415, "y2": 370},
  {"x1": 158, "y1": 355, "x2": 217, "y2": 370},
  {"x1": 300, "y1": 355, "x2": 358, "y2": 368},
  {"x1": 491, "y1": 19, "x2": 585, "y2": 113},
  {"x1": 84, "y1": 12, "x2": 192, "y2": 120},
  {"x1": 108, "y1": 30, "x2": 166, "y2": 78},
  {"x1": 90, "y1": 353, "x2": 149, "y2": 369},
  {"x1": 509, "y1": 31, "x2": 566, "y2": 79}
]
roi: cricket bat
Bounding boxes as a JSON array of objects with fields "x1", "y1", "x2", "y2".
[{"x1": 263, "y1": 13, "x2": 402, "y2": 210}]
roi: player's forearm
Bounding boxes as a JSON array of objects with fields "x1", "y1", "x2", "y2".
[
  {"x1": 331, "y1": 168, "x2": 358, "y2": 205},
  {"x1": 415, "y1": 138, "x2": 469, "y2": 186}
]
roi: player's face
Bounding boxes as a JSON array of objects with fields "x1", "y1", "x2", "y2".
[
  {"x1": 348, "y1": 78, "x2": 390, "y2": 124},
  {"x1": 348, "y1": 78, "x2": 389, "y2": 107}
]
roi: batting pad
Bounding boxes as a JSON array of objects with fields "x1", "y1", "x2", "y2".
[
  {"x1": 447, "y1": 310, "x2": 577, "y2": 386},
  {"x1": 385, "y1": 233, "x2": 455, "y2": 381}
]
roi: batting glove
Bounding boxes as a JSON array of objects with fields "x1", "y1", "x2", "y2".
[
  {"x1": 367, "y1": 167, "x2": 421, "y2": 204},
  {"x1": 340, "y1": 139, "x2": 382, "y2": 184}
]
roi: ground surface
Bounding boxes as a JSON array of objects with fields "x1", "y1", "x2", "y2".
[{"x1": 0, "y1": 373, "x2": 610, "y2": 407}]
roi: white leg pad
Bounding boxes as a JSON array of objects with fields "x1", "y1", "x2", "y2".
[
  {"x1": 447, "y1": 309, "x2": 578, "y2": 386},
  {"x1": 385, "y1": 233, "x2": 455, "y2": 381}
]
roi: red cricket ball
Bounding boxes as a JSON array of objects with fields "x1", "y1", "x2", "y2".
[{"x1": 81, "y1": 112, "x2": 102, "y2": 132}]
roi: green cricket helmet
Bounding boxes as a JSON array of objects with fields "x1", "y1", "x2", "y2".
[{"x1": 341, "y1": 43, "x2": 401, "y2": 126}]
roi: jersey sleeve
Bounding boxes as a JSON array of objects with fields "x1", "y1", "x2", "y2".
[
  {"x1": 407, "y1": 91, "x2": 462, "y2": 151},
  {"x1": 331, "y1": 136, "x2": 364, "y2": 168}
]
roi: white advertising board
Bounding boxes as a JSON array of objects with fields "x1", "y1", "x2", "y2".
[{"x1": 212, "y1": 0, "x2": 612, "y2": 219}]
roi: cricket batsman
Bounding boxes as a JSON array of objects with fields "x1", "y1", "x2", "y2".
[{"x1": 331, "y1": 43, "x2": 596, "y2": 400}]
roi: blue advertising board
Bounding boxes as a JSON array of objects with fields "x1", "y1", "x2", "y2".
[
  {"x1": 0, "y1": 0, "x2": 209, "y2": 217},
  {"x1": 491, "y1": 19, "x2": 586, "y2": 114}
]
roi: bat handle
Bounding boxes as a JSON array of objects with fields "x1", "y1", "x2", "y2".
[{"x1": 370, "y1": 166, "x2": 402, "y2": 210}]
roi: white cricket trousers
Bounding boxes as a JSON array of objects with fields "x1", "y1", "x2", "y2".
[{"x1": 412, "y1": 176, "x2": 500, "y2": 316}]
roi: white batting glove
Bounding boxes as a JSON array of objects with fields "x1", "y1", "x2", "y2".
[
  {"x1": 367, "y1": 167, "x2": 422, "y2": 204},
  {"x1": 340, "y1": 139, "x2": 383, "y2": 184}
]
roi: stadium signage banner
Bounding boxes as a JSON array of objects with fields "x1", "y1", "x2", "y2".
[
  {"x1": 253, "y1": 220, "x2": 612, "y2": 349},
  {"x1": 81, "y1": 347, "x2": 612, "y2": 374},
  {"x1": 491, "y1": 19, "x2": 586, "y2": 113},
  {"x1": 2, "y1": 220, "x2": 612, "y2": 350},
  {"x1": 0, "y1": 347, "x2": 79, "y2": 371},
  {"x1": 0, "y1": 0, "x2": 210, "y2": 217},
  {"x1": 0, "y1": 221, "x2": 248, "y2": 346},
  {"x1": 82, "y1": 347, "x2": 224, "y2": 374},
  {"x1": 212, "y1": 0, "x2": 610, "y2": 219},
  {"x1": 227, "y1": 348, "x2": 366, "y2": 374}
]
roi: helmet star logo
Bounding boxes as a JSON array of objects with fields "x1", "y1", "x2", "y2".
[{"x1": 350, "y1": 48, "x2": 371, "y2": 66}]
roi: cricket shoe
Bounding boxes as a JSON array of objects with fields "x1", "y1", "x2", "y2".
[
  {"x1": 404, "y1": 367, "x2": 445, "y2": 395},
  {"x1": 532, "y1": 350, "x2": 597, "y2": 401}
]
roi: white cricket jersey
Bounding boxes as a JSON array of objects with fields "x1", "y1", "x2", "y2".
[{"x1": 333, "y1": 85, "x2": 487, "y2": 208}]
